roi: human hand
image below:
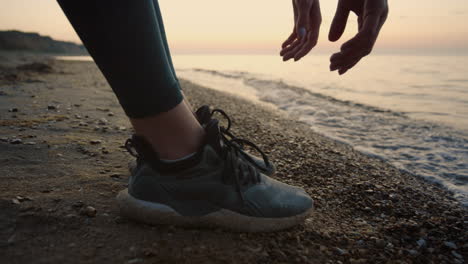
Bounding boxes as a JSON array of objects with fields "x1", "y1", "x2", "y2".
[
  {"x1": 280, "y1": 0, "x2": 322, "y2": 62},
  {"x1": 329, "y1": 0, "x2": 388, "y2": 75}
]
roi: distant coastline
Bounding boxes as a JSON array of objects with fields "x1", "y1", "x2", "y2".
[{"x1": 0, "y1": 30, "x2": 87, "y2": 55}]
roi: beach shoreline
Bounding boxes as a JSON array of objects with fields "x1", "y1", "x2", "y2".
[{"x1": 0, "y1": 52, "x2": 466, "y2": 263}]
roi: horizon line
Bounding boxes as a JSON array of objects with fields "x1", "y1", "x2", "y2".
[{"x1": 2, "y1": 29, "x2": 467, "y2": 56}]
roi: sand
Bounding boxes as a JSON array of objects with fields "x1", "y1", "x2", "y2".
[{"x1": 0, "y1": 52, "x2": 466, "y2": 263}]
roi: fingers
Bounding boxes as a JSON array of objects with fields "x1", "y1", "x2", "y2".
[
  {"x1": 338, "y1": 59, "x2": 361, "y2": 75},
  {"x1": 329, "y1": 0, "x2": 350, "y2": 42},
  {"x1": 281, "y1": 35, "x2": 307, "y2": 61},
  {"x1": 329, "y1": 31, "x2": 374, "y2": 74},
  {"x1": 281, "y1": 0, "x2": 321, "y2": 61},
  {"x1": 329, "y1": 0, "x2": 389, "y2": 75},
  {"x1": 330, "y1": 49, "x2": 363, "y2": 74},
  {"x1": 282, "y1": 31, "x2": 297, "y2": 49},
  {"x1": 294, "y1": 31, "x2": 318, "y2": 61},
  {"x1": 280, "y1": 37, "x2": 303, "y2": 57}
]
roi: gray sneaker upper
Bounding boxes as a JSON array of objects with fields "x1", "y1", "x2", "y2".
[{"x1": 126, "y1": 119, "x2": 312, "y2": 218}]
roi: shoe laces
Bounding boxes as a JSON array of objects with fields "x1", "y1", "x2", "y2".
[
  {"x1": 211, "y1": 108, "x2": 272, "y2": 202},
  {"x1": 221, "y1": 136, "x2": 263, "y2": 203},
  {"x1": 211, "y1": 108, "x2": 272, "y2": 173}
]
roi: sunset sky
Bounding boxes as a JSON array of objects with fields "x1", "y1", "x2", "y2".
[{"x1": 1, "y1": 0, "x2": 467, "y2": 54}]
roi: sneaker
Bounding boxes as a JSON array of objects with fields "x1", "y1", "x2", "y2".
[
  {"x1": 117, "y1": 119, "x2": 313, "y2": 232},
  {"x1": 128, "y1": 106, "x2": 276, "y2": 176}
]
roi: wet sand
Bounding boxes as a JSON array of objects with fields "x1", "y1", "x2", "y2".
[{"x1": 0, "y1": 52, "x2": 466, "y2": 263}]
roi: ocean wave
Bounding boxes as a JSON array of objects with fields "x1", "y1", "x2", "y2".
[
  {"x1": 191, "y1": 68, "x2": 407, "y2": 116},
  {"x1": 178, "y1": 67, "x2": 468, "y2": 206},
  {"x1": 193, "y1": 68, "x2": 246, "y2": 79}
]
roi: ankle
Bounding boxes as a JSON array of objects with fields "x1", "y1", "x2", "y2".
[
  {"x1": 144, "y1": 126, "x2": 205, "y2": 160},
  {"x1": 130, "y1": 101, "x2": 205, "y2": 160}
]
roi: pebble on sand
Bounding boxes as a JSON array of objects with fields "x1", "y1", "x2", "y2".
[
  {"x1": 10, "y1": 138, "x2": 22, "y2": 144},
  {"x1": 335, "y1": 247, "x2": 348, "y2": 256},
  {"x1": 98, "y1": 118, "x2": 108, "y2": 125},
  {"x1": 90, "y1": 139, "x2": 102, "y2": 145},
  {"x1": 80, "y1": 206, "x2": 97, "y2": 217},
  {"x1": 452, "y1": 251, "x2": 463, "y2": 259},
  {"x1": 443, "y1": 241, "x2": 457, "y2": 249},
  {"x1": 416, "y1": 239, "x2": 426, "y2": 248}
]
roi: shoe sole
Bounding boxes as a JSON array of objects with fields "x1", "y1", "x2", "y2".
[{"x1": 116, "y1": 189, "x2": 313, "y2": 232}]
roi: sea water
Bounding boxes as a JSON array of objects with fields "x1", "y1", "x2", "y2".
[{"x1": 58, "y1": 54, "x2": 468, "y2": 205}]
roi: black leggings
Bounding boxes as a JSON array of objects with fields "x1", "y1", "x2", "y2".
[{"x1": 57, "y1": 0, "x2": 183, "y2": 118}]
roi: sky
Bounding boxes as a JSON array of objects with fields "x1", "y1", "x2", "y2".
[{"x1": 0, "y1": 0, "x2": 467, "y2": 55}]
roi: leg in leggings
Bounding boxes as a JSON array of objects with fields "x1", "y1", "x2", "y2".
[
  {"x1": 151, "y1": 1, "x2": 195, "y2": 110},
  {"x1": 57, "y1": 0, "x2": 204, "y2": 159},
  {"x1": 152, "y1": 0, "x2": 178, "y2": 82},
  {"x1": 58, "y1": 0, "x2": 180, "y2": 118}
]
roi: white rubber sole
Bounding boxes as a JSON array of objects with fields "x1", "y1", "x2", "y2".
[{"x1": 116, "y1": 189, "x2": 313, "y2": 232}]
